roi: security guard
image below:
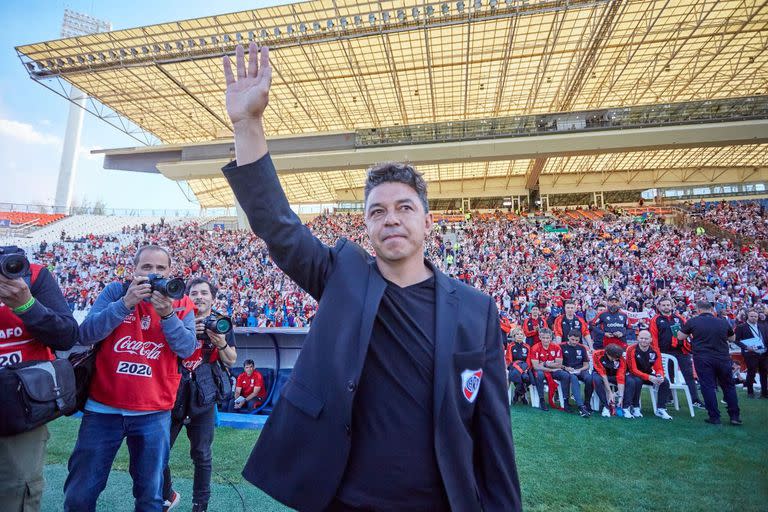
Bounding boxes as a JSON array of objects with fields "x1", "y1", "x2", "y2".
[{"x1": 677, "y1": 301, "x2": 741, "y2": 425}]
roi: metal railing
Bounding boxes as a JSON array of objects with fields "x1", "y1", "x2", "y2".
[{"x1": 355, "y1": 95, "x2": 768, "y2": 147}]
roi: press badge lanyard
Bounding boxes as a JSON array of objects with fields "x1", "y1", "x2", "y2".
[{"x1": 748, "y1": 324, "x2": 763, "y2": 341}]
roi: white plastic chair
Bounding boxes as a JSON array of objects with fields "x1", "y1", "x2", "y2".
[
  {"x1": 663, "y1": 353, "x2": 695, "y2": 417},
  {"x1": 529, "y1": 377, "x2": 564, "y2": 409}
]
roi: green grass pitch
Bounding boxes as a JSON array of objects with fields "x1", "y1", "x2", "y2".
[{"x1": 40, "y1": 388, "x2": 768, "y2": 511}]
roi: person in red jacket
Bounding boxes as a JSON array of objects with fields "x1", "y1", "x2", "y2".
[
  {"x1": 591, "y1": 344, "x2": 630, "y2": 418},
  {"x1": 649, "y1": 297, "x2": 703, "y2": 408},
  {"x1": 227, "y1": 359, "x2": 267, "y2": 412},
  {"x1": 0, "y1": 251, "x2": 79, "y2": 511},
  {"x1": 553, "y1": 300, "x2": 593, "y2": 349},
  {"x1": 529, "y1": 328, "x2": 562, "y2": 411},
  {"x1": 505, "y1": 329, "x2": 531, "y2": 405},
  {"x1": 522, "y1": 306, "x2": 546, "y2": 346},
  {"x1": 625, "y1": 330, "x2": 673, "y2": 420}
]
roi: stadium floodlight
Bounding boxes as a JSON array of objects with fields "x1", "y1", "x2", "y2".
[
  {"x1": 273, "y1": 27, "x2": 280, "y2": 37},
  {"x1": 261, "y1": 29, "x2": 269, "y2": 39},
  {"x1": 46, "y1": 60, "x2": 55, "y2": 68},
  {"x1": 490, "y1": 0, "x2": 498, "y2": 7},
  {"x1": 287, "y1": 24, "x2": 294, "y2": 34},
  {"x1": 354, "y1": 15, "x2": 362, "y2": 25},
  {"x1": 57, "y1": 58, "x2": 65, "y2": 66},
  {"x1": 248, "y1": 31, "x2": 255, "y2": 41},
  {"x1": 474, "y1": 0, "x2": 482, "y2": 9},
  {"x1": 457, "y1": 1, "x2": 465, "y2": 12},
  {"x1": 175, "y1": 41, "x2": 184, "y2": 51},
  {"x1": 198, "y1": 38, "x2": 206, "y2": 46},
  {"x1": 224, "y1": 34, "x2": 231, "y2": 43},
  {"x1": 99, "y1": 52, "x2": 107, "y2": 61},
  {"x1": 382, "y1": 11, "x2": 390, "y2": 22},
  {"x1": 326, "y1": 19, "x2": 334, "y2": 29},
  {"x1": 340, "y1": 16, "x2": 348, "y2": 28},
  {"x1": 153, "y1": 44, "x2": 161, "y2": 53},
  {"x1": 67, "y1": 57, "x2": 75, "y2": 65},
  {"x1": 164, "y1": 42, "x2": 172, "y2": 51},
  {"x1": 369, "y1": 13, "x2": 376, "y2": 25},
  {"x1": 397, "y1": 9, "x2": 406, "y2": 21},
  {"x1": 426, "y1": 5, "x2": 435, "y2": 16},
  {"x1": 130, "y1": 48, "x2": 138, "y2": 56},
  {"x1": 441, "y1": 3, "x2": 450, "y2": 15},
  {"x1": 300, "y1": 23, "x2": 307, "y2": 33},
  {"x1": 188, "y1": 39, "x2": 196, "y2": 48},
  {"x1": 312, "y1": 21, "x2": 321, "y2": 31},
  {"x1": 412, "y1": 7, "x2": 420, "y2": 18},
  {"x1": 211, "y1": 36, "x2": 219, "y2": 44},
  {"x1": 119, "y1": 48, "x2": 128, "y2": 57},
  {"x1": 236, "y1": 32, "x2": 243, "y2": 42},
  {"x1": 110, "y1": 50, "x2": 118, "y2": 59},
  {"x1": 141, "y1": 46, "x2": 149, "y2": 54},
  {"x1": 25, "y1": 62, "x2": 35, "y2": 72},
  {"x1": 77, "y1": 55, "x2": 86, "y2": 64}
]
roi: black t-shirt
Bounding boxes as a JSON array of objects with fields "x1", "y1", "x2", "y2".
[
  {"x1": 337, "y1": 275, "x2": 449, "y2": 510},
  {"x1": 679, "y1": 313, "x2": 734, "y2": 359}
]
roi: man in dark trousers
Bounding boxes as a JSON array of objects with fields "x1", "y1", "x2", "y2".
[
  {"x1": 734, "y1": 309, "x2": 768, "y2": 398},
  {"x1": 220, "y1": 43, "x2": 520, "y2": 512},
  {"x1": 677, "y1": 301, "x2": 741, "y2": 425}
]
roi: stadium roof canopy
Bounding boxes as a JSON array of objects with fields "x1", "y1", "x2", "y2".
[{"x1": 16, "y1": 0, "x2": 768, "y2": 207}]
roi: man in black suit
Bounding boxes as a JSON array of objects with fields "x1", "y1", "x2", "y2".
[
  {"x1": 220, "y1": 44, "x2": 521, "y2": 512},
  {"x1": 734, "y1": 309, "x2": 768, "y2": 398}
]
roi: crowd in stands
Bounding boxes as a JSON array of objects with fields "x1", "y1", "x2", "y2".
[
  {"x1": 697, "y1": 200, "x2": 768, "y2": 241},
  {"x1": 29, "y1": 200, "x2": 767, "y2": 333}
]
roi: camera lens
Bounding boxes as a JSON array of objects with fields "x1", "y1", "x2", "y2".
[
  {"x1": 215, "y1": 317, "x2": 233, "y2": 334},
  {"x1": 165, "y1": 278, "x2": 185, "y2": 299},
  {"x1": 1, "y1": 254, "x2": 29, "y2": 279}
]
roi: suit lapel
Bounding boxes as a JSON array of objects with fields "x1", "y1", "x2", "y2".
[
  {"x1": 433, "y1": 267, "x2": 458, "y2": 423},
  {"x1": 355, "y1": 261, "x2": 387, "y2": 371}
]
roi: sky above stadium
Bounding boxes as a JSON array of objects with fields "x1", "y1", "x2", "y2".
[{"x1": 1, "y1": 0, "x2": 293, "y2": 212}]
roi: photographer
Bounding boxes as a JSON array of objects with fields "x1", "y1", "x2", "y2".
[
  {"x1": 0, "y1": 247, "x2": 78, "y2": 511},
  {"x1": 163, "y1": 277, "x2": 236, "y2": 512},
  {"x1": 63, "y1": 245, "x2": 196, "y2": 512}
]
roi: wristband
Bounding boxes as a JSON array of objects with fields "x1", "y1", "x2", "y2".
[
  {"x1": 12, "y1": 297, "x2": 36, "y2": 314},
  {"x1": 161, "y1": 310, "x2": 175, "y2": 320}
]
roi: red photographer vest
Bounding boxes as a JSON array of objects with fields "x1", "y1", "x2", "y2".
[
  {"x1": 89, "y1": 296, "x2": 194, "y2": 411},
  {"x1": 0, "y1": 264, "x2": 54, "y2": 366}
]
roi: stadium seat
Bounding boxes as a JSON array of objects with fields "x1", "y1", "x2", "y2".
[
  {"x1": 662, "y1": 354, "x2": 695, "y2": 417},
  {"x1": 257, "y1": 368, "x2": 292, "y2": 415}
]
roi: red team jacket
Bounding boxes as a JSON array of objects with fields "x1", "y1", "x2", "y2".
[
  {"x1": 592, "y1": 349, "x2": 627, "y2": 385},
  {"x1": 90, "y1": 296, "x2": 195, "y2": 411},
  {"x1": 0, "y1": 264, "x2": 54, "y2": 365}
]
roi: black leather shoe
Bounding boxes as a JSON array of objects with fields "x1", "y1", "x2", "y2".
[
  {"x1": 730, "y1": 417, "x2": 743, "y2": 426},
  {"x1": 704, "y1": 417, "x2": 721, "y2": 425}
]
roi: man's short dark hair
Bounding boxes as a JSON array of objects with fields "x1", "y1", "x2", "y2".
[
  {"x1": 564, "y1": 300, "x2": 576, "y2": 307},
  {"x1": 244, "y1": 359, "x2": 255, "y2": 367},
  {"x1": 186, "y1": 277, "x2": 218, "y2": 298},
  {"x1": 364, "y1": 162, "x2": 429, "y2": 213},
  {"x1": 696, "y1": 300, "x2": 713, "y2": 311},
  {"x1": 133, "y1": 245, "x2": 172, "y2": 266},
  {"x1": 605, "y1": 344, "x2": 624, "y2": 358}
]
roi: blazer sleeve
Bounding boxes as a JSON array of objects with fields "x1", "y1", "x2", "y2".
[
  {"x1": 474, "y1": 297, "x2": 522, "y2": 511},
  {"x1": 222, "y1": 154, "x2": 338, "y2": 300}
]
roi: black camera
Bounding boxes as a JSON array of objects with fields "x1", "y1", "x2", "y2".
[
  {"x1": 203, "y1": 311, "x2": 233, "y2": 335},
  {"x1": 0, "y1": 246, "x2": 30, "y2": 279},
  {"x1": 147, "y1": 273, "x2": 185, "y2": 299}
]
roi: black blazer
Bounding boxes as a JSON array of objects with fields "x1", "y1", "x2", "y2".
[
  {"x1": 223, "y1": 154, "x2": 521, "y2": 512},
  {"x1": 734, "y1": 322, "x2": 768, "y2": 353}
]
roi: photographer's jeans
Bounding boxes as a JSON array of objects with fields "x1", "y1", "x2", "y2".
[{"x1": 63, "y1": 410, "x2": 171, "y2": 512}]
